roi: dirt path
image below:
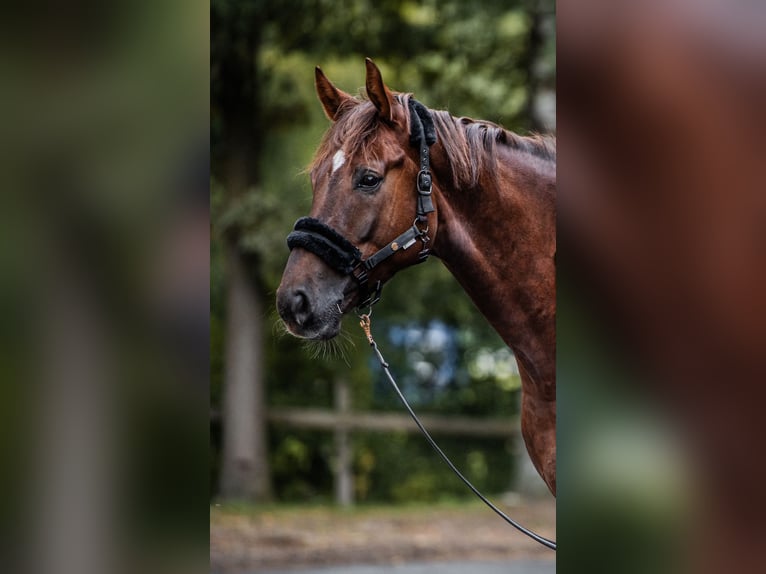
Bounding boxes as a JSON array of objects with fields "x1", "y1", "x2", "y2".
[
  {"x1": 211, "y1": 499, "x2": 556, "y2": 573},
  {"x1": 252, "y1": 559, "x2": 555, "y2": 574}
]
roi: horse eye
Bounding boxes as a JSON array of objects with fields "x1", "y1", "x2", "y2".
[{"x1": 357, "y1": 173, "x2": 382, "y2": 190}]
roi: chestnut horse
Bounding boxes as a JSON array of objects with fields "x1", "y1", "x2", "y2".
[{"x1": 277, "y1": 59, "x2": 556, "y2": 495}]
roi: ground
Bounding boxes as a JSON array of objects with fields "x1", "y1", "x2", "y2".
[{"x1": 210, "y1": 498, "x2": 556, "y2": 573}]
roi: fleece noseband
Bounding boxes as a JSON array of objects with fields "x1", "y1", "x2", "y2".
[{"x1": 286, "y1": 98, "x2": 437, "y2": 309}]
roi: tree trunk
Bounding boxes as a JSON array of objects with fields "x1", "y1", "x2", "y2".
[
  {"x1": 32, "y1": 253, "x2": 115, "y2": 574},
  {"x1": 219, "y1": 238, "x2": 272, "y2": 501},
  {"x1": 214, "y1": 1, "x2": 270, "y2": 501}
]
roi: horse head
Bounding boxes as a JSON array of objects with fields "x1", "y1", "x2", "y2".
[{"x1": 277, "y1": 59, "x2": 439, "y2": 339}]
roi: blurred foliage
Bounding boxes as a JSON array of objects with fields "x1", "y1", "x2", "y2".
[
  {"x1": 211, "y1": 0, "x2": 555, "y2": 503},
  {"x1": 1, "y1": 2, "x2": 210, "y2": 572},
  {"x1": 353, "y1": 432, "x2": 514, "y2": 503}
]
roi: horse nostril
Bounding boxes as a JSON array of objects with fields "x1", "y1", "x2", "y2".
[{"x1": 291, "y1": 289, "x2": 311, "y2": 325}]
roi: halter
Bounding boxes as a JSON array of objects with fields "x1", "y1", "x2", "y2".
[{"x1": 286, "y1": 98, "x2": 437, "y2": 310}]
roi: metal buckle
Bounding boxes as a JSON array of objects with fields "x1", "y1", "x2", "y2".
[
  {"x1": 351, "y1": 263, "x2": 368, "y2": 287},
  {"x1": 356, "y1": 280, "x2": 382, "y2": 312},
  {"x1": 417, "y1": 170, "x2": 432, "y2": 194}
]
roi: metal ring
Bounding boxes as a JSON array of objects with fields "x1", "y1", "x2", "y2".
[{"x1": 413, "y1": 218, "x2": 429, "y2": 235}]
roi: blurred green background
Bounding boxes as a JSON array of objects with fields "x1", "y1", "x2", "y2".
[{"x1": 210, "y1": 0, "x2": 556, "y2": 506}]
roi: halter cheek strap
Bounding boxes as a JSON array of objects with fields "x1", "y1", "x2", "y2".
[
  {"x1": 286, "y1": 98, "x2": 437, "y2": 310},
  {"x1": 408, "y1": 98, "x2": 436, "y2": 222}
]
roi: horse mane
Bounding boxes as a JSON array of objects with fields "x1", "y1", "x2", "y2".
[
  {"x1": 425, "y1": 100, "x2": 556, "y2": 190},
  {"x1": 310, "y1": 92, "x2": 556, "y2": 191}
]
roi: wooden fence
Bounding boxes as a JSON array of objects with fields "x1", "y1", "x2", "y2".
[{"x1": 265, "y1": 380, "x2": 520, "y2": 506}]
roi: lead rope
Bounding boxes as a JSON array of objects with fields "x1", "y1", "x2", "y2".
[{"x1": 359, "y1": 313, "x2": 557, "y2": 551}]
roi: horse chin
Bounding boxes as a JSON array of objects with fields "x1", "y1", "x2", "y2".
[
  {"x1": 282, "y1": 305, "x2": 343, "y2": 341},
  {"x1": 293, "y1": 323, "x2": 341, "y2": 341}
]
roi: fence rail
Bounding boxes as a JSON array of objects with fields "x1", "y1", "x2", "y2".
[{"x1": 267, "y1": 408, "x2": 519, "y2": 437}]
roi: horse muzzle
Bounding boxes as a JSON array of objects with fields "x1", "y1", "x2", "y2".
[
  {"x1": 277, "y1": 285, "x2": 344, "y2": 340},
  {"x1": 276, "y1": 251, "x2": 349, "y2": 340}
]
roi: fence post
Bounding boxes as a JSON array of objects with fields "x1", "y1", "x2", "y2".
[{"x1": 334, "y1": 379, "x2": 354, "y2": 507}]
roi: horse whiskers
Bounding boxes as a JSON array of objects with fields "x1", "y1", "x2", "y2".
[
  {"x1": 302, "y1": 327, "x2": 354, "y2": 366},
  {"x1": 270, "y1": 309, "x2": 291, "y2": 339}
]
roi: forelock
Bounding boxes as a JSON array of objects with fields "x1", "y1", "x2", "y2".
[{"x1": 310, "y1": 98, "x2": 388, "y2": 173}]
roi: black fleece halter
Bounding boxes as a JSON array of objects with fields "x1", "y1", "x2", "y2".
[{"x1": 286, "y1": 98, "x2": 437, "y2": 309}]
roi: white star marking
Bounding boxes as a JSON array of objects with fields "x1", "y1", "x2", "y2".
[{"x1": 332, "y1": 150, "x2": 346, "y2": 174}]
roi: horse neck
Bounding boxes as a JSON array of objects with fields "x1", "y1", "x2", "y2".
[{"x1": 430, "y1": 143, "x2": 556, "y2": 396}]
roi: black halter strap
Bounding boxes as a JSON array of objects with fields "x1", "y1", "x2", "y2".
[
  {"x1": 287, "y1": 98, "x2": 437, "y2": 309},
  {"x1": 286, "y1": 217, "x2": 363, "y2": 276},
  {"x1": 408, "y1": 98, "x2": 436, "y2": 222}
]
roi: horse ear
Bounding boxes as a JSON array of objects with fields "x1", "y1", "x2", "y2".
[
  {"x1": 365, "y1": 58, "x2": 394, "y2": 123},
  {"x1": 315, "y1": 66, "x2": 352, "y2": 121}
]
